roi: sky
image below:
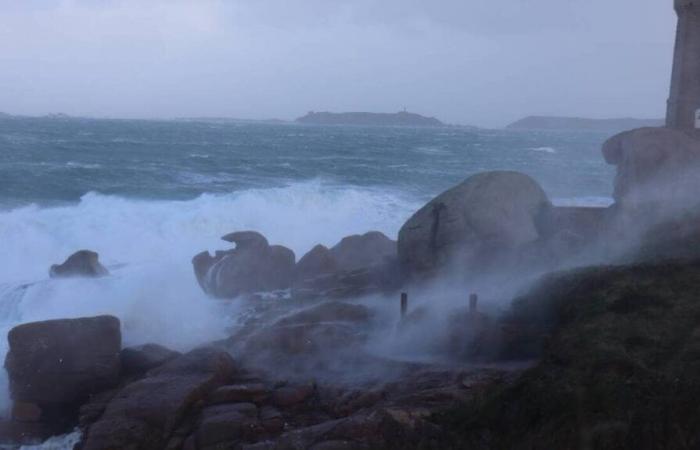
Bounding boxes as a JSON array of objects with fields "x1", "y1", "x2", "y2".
[{"x1": 0, "y1": 0, "x2": 677, "y2": 127}]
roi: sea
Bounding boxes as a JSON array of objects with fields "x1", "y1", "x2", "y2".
[{"x1": 0, "y1": 116, "x2": 616, "y2": 444}]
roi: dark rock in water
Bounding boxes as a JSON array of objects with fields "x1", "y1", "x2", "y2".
[
  {"x1": 603, "y1": 127, "x2": 700, "y2": 214},
  {"x1": 437, "y1": 260, "x2": 700, "y2": 449},
  {"x1": 49, "y1": 250, "x2": 109, "y2": 278},
  {"x1": 81, "y1": 347, "x2": 236, "y2": 450},
  {"x1": 120, "y1": 343, "x2": 181, "y2": 376},
  {"x1": 295, "y1": 245, "x2": 337, "y2": 281},
  {"x1": 5, "y1": 315, "x2": 121, "y2": 405},
  {"x1": 398, "y1": 171, "x2": 551, "y2": 277},
  {"x1": 329, "y1": 231, "x2": 396, "y2": 272},
  {"x1": 193, "y1": 231, "x2": 296, "y2": 298}
]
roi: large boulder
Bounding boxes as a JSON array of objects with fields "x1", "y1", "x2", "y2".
[
  {"x1": 81, "y1": 347, "x2": 237, "y2": 450},
  {"x1": 5, "y1": 315, "x2": 121, "y2": 406},
  {"x1": 329, "y1": 231, "x2": 396, "y2": 272},
  {"x1": 49, "y1": 250, "x2": 109, "y2": 278},
  {"x1": 193, "y1": 231, "x2": 296, "y2": 298},
  {"x1": 603, "y1": 127, "x2": 700, "y2": 215},
  {"x1": 398, "y1": 171, "x2": 551, "y2": 276},
  {"x1": 295, "y1": 245, "x2": 337, "y2": 281}
]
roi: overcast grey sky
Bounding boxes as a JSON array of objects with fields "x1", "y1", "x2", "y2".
[{"x1": 0, "y1": 0, "x2": 676, "y2": 127}]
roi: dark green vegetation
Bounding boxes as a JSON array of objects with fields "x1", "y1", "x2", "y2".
[{"x1": 436, "y1": 260, "x2": 700, "y2": 450}]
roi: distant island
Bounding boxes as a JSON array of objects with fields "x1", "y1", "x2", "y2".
[
  {"x1": 296, "y1": 111, "x2": 444, "y2": 127},
  {"x1": 507, "y1": 116, "x2": 664, "y2": 132}
]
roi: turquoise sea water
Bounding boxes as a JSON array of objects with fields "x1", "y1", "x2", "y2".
[{"x1": 0, "y1": 117, "x2": 614, "y2": 207}]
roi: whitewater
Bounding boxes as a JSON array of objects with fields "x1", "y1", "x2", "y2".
[{"x1": 0, "y1": 117, "x2": 616, "y2": 437}]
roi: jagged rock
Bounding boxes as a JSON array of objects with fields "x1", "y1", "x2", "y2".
[
  {"x1": 295, "y1": 245, "x2": 337, "y2": 281},
  {"x1": 398, "y1": 171, "x2": 551, "y2": 277},
  {"x1": 329, "y1": 232, "x2": 396, "y2": 272},
  {"x1": 49, "y1": 250, "x2": 109, "y2": 278},
  {"x1": 120, "y1": 343, "x2": 181, "y2": 376},
  {"x1": 193, "y1": 231, "x2": 296, "y2": 298},
  {"x1": 603, "y1": 127, "x2": 700, "y2": 214},
  {"x1": 81, "y1": 347, "x2": 236, "y2": 450},
  {"x1": 5, "y1": 315, "x2": 121, "y2": 405}
]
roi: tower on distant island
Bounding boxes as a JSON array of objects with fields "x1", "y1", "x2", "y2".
[{"x1": 667, "y1": 0, "x2": 700, "y2": 129}]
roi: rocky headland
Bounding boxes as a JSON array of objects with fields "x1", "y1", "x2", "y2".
[{"x1": 2, "y1": 122, "x2": 700, "y2": 449}]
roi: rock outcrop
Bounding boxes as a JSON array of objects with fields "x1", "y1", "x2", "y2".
[
  {"x1": 294, "y1": 244, "x2": 337, "y2": 281},
  {"x1": 193, "y1": 231, "x2": 296, "y2": 298},
  {"x1": 81, "y1": 347, "x2": 237, "y2": 450},
  {"x1": 5, "y1": 315, "x2": 121, "y2": 407},
  {"x1": 49, "y1": 250, "x2": 109, "y2": 278},
  {"x1": 398, "y1": 171, "x2": 551, "y2": 276},
  {"x1": 120, "y1": 343, "x2": 181, "y2": 377},
  {"x1": 603, "y1": 127, "x2": 700, "y2": 214},
  {"x1": 2, "y1": 315, "x2": 121, "y2": 442},
  {"x1": 292, "y1": 231, "x2": 400, "y2": 300}
]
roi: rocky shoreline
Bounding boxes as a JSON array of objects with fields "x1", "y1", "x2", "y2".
[{"x1": 2, "y1": 126, "x2": 700, "y2": 449}]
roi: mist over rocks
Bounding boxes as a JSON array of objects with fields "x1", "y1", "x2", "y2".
[
  {"x1": 603, "y1": 127, "x2": 700, "y2": 214},
  {"x1": 398, "y1": 171, "x2": 552, "y2": 277},
  {"x1": 194, "y1": 230, "x2": 401, "y2": 301},
  {"x1": 49, "y1": 250, "x2": 109, "y2": 278}
]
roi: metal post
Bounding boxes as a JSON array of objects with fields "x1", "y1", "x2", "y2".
[{"x1": 401, "y1": 292, "x2": 408, "y2": 318}]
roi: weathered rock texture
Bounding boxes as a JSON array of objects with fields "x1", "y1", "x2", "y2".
[
  {"x1": 49, "y1": 250, "x2": 109, "y2": 278},
  {"x1": 292, "y1": 232, "x2": 399, "y2": 300},
  {"x1": 398, "y1": 171, "x2": 551, "y2": 276},
  {"x1": 120, "y1": 343, "x2": 181, "y2": 377},
  {"x1": 667, "y1": 0, "x2": 700, "y2": 130},
  {"x1": 603, "y1": 127, "x2": 700, "y2": 214},
  {"x1": 5, "y1": 315, "x2": 121, "y2": 406},
  {"x1": 81, "y1": 347, "x2": 237, "y2": 450},
  {"x1": 193, "y1": 231, "x2": 296, "y2": 298}
]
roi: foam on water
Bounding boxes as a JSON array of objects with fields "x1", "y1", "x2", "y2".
[{"x1": 0, "y1": 180, "x2": 420, "y2": 415}]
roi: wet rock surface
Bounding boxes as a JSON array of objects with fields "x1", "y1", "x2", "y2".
[
  {"x1": 81, "y1": 347, "x2": 237, "y2": 450},
  {"x1": 49, "y1": 250, "x2": 109, "y2": 278},
  {"x1": 5, "y1": 315, "x2": 121, "y2": 406}
]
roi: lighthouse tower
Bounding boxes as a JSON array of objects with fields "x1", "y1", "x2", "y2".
[{"x1": 667, "y1": 0, "x2": 700, "y2": 129}]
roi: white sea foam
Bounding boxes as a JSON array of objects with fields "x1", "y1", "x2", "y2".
[
  {"x1": 0, "y1": 180, "x2": 420, "y2": 415},
  {"x1": 529, "y1": 146, "x2": 557, "y2": 154},
  {"x1": 65, "y1": 161, "x2": 102, "y2": 169},
  {"x1": 18, "y1": 430, "x2": 81, "y2": 450}
]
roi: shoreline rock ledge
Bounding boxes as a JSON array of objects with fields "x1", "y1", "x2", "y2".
[{"x1": 3, "y1": 315, "x2": 121, "y2": 443}]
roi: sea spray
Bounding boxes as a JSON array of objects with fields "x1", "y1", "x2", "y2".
[{"x1": 0, "y1": 180, "x2": 420, "y2": 414}]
